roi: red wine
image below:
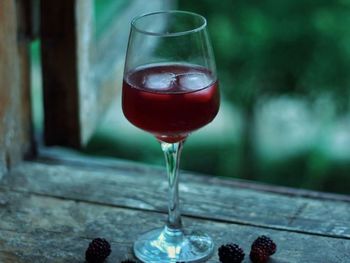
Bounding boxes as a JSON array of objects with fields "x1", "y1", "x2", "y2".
[{"x1": 122, "y1": 63, "x2": 220, "y2": 143}]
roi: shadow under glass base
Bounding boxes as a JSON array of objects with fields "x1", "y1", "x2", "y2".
[{"x1": 133, "y1": 226, "x2": 214, "y2": 262}]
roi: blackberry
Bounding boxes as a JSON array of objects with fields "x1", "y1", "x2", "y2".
[
  {"x1": 218, "y1": 243, "x2": 245, "y2": 263},
  {"x1": 251, "y1": 235, "x2": 276, "y2": 255},
  {"x1": 85, "y1": 238, "x2": 111, "y2": 263},
  {"x1": 250, "y1": 246, "x2": 269, "y2": 263}
]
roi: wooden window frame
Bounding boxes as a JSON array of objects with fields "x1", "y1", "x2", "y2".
[
  {"x1": 0, "y1": 0, "x2": 174, "y2": 176},
  {"x1": 40, "y1": 0, "x2": 174, "y2": 148}
]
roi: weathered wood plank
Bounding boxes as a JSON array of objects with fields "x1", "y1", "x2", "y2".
[
  {"x1": 37, "y1": 147, "x2": 350, "y2": 202},
  {"x1": 0, "y1": 189, "x2": 349, "y2": 262},
  {"x1": 3, "y1": 160, "x2": 350, "y2": 240},
  {"x1": 0, "y1": 0, "x2": 33, "y2": 178}
]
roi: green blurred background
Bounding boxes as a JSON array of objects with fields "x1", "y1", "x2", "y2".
[{"x1": 31, "y1": 0, "x2": 350, "y2": 195}]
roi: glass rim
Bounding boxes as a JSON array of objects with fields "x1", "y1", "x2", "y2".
[{"x1": 131, "y1": 10, "x2": 207, "y2": 37}]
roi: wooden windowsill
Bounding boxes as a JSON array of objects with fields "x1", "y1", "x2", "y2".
[{"x1": 0, "y1": 149, "x2": 349, "y2": 262}]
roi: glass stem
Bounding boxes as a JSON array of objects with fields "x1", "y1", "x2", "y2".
[{"x1": 161, "y1": 141, "x2": 184, "y2": 230}]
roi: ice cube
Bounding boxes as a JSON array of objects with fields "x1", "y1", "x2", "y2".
[
  {"x1": 143, "y1": 73, "x2": 176, "y2": 90},
  {"x1": 178, "y1": 72, "x2": 212, "y2": 91}
]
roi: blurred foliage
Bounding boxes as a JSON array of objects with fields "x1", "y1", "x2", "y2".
[
  {"x1": 180, "y1": 0, "x2": 350, "y2": 111},
  {"x1": 177, "y1": 0, "x2": 350, "y2": 194},
  {"x1": 80, "y1": 0, "x2": 350, "y2": 194}
]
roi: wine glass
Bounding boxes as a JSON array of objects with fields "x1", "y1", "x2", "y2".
[{"x1": 122, "y1": 10, "x2": 220, "y2": 262}]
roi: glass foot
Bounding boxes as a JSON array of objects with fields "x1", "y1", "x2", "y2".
[{"x1": 133, "y1": 226, "x2": 214, "y2": 262}]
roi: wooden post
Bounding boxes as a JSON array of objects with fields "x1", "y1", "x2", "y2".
[
  {"x1": 41, "y1": 0, "x2": 119, "y2": 148},
  {"x1": 40, "y1": 0, "x2": 84, "y2": 148},
  {"x1": 0, "y1": 0, "x2": 33, "y2": 177}
]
